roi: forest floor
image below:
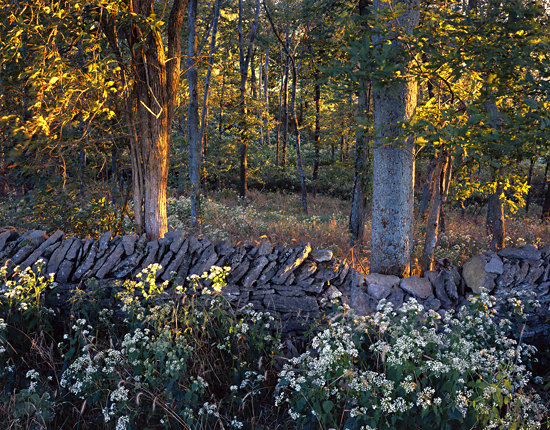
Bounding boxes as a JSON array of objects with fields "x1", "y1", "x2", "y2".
[{"x1": 174, "y1": 188, "x2": 550, "y2": 274}]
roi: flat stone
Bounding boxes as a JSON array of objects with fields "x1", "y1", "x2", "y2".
[
  {"x1": 496, "y1": 262, "x2": 516, "y2": 288},
  {"x1": 271, "y1": 284, "x2": 305, "y2": 297},
  {"x1": 365, "y1": 273, "x2": 400, "y2": 299},
  {"x1": 333, "y1": 262, "x2": 349, "y2": 287},
  {"x1": 72, "y1": 245, "x2": 98, "y2": 281},
  {"x1": 424, "y1": 295, "x2": 441, "y2": 311},
  {"x1": 21, "y1": 230, "x2": 64, "y2": 271},
  {"x1": 484, "y1": 256, "x2": 504, "y2": 275},
  {"x1": 47, "y1": 237, "x2": 75, "y2": 274},
  {"x1": 294, "y1": 261, "x2": 317, "y2": 281},
  {"x1": 341, "y1": 269, "x2": 365, "y2": 293},
  {"x1": 156, "y1": 250, "x2": 174, "y2": 278},
  {"x1": 462, "y1": 255, "x2": 495, "y2": 293},
  {"x1": 138, "y1": 241, "x2": 160, "y2": 274},
  {"x1": 215, "y1": 239, "x2": 234, "y2": 256},
  {"x1": 56, "y1": 260, "x2": 74, "y2": 284},
  {"x1": 161, "y1": 238, "x2": 190, "y2": 281},
  {"x1": 264, "y1": 294, "x2": 319, "y2": 314},
  {"x1": 498, "y1": 244, "x2": 541, "y2": 261},
  {"x1": 424, "y1": 270, "x2": 438, "y2": 285},
  {"x1": 226, "y1": 259, "x2": 250, "y2": 284},
  {"x1": 400, "y1": 276, "x2": 433, "y2": 299},
  {"x1": 43, "y1": 241, "x2": 61, "y2": 259},
  {"x1": 189, "y1": 246, "x2": 218, "y2": 278},
  {"x1": 76, "y1": 238, "x2": 93, "y2": 264},
  {"x1": 271, "y1": 244, "x2": 311, "y2": 284},
  {"x1": 323, "y1": 285, "x2": 342, "y2": 300},
  {"x1": 351, "y1": 287, "x2": 377, "y2": 316},
  {"x1": 241, "y1": 256, "x2": 269, "y2": 288},
  {"x1": 121, "y1": 233, "x2": 138, "y2": 255},
  {"x1": 303, "y1": 281, "x2": 324, "y2": 294},
  {"x1": 433, "y1": 271, "x2": 455, "y2": 308},
  {"x1": 96, "y1": 243, "x2": 126, "y2": 279},
  {"x1": 96, "y1": 231, "x2": 112, "y2": 258},
  {"x1": 525, "y1": 264, "x2": 545, "y2": 285},
  {"x1": 257, "y1": 261, "x2": 278, "y2": 285},
  {"x1": 309, "y1": 249, "x2": 333, "y2": 262},
  {"x1": 0, "y1": 230, "x2": 14, "y2": 253},
  {"x1": 256, "y1": 240, "x2": 273, "y2": 257},
  {"x1": 187, "y1": 236, "x2": 202, "y2": 254},
  {"x1": 515, "y1": 261, "x2": 530, "y2": 284},
  {"x1": 11, "y1": 230, "x2": 47, "y2": 265}
]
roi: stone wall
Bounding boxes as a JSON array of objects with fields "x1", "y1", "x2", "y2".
[{"x1": 1, "y1": 227, "x2": 549, "y2": 344}]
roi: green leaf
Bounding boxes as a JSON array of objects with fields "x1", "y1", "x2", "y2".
[{"x1": 322, "y1": 400, "x2": 334, "y2": 413}]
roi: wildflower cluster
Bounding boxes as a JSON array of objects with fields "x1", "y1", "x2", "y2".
[{"x1": 276, "y1": 294, "x2": 546, "y2": 430}]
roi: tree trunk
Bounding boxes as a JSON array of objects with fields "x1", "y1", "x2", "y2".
[
  {"x1": 525, "y1": 157, "x2": 534, "y2": 214},
  {"x1": 541, "y1": 175, "x2": 550, "y2": 220},
  {"x1": 238, "y1": 0, "x2": 261, "y2": 198},
  {"x1": 290, "y1": 58, "x2": 307, "y2": 214},
  {"x1": 312, "y1": 70, "x2": 321, "y2": 199},
  {"x1": 487, "y1": 184, "x2": 505, "y2": 251},
  {"x1": 349, "y1": 74, "x2": 371, "y2": 246},
  {"x1": 264, "y1": 47, "x2": 270, "y2": 147},
  {"x1": 188, "y1": 0, "x2": 201, "y2": 228},
  {"x1": 418, "y1": 158, "x2": 436, "y2": 220},
  {"x1": 370, "y1": 0, "x2": 420, "y2": 277},
  {"x1": 282, "y1": 54, "x2": 289, "y2": 170},
  {"x1": 258, "y1": 52, "x2": 264, "y2": 146},
  {"x1": 421, "y1": 153, "x2": 451, "y2": 274}
]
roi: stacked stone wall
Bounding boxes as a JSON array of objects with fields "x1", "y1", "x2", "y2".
[{"x1": 1, "y1": 227, "x2": 549, "y2": 344}]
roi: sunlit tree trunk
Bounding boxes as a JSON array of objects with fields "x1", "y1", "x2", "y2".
[
  {"x1": 370, "y1": 0, "x2": 420, "y2": 277},
  {"x1": 312, "y1": 68, "x2": 321, "y2": 199},
  {"x1": 487, "y1": 182, "x2": 505, "y2": 251}
]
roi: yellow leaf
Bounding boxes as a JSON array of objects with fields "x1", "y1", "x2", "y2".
[{"x1": 49, "y1": 77, "x2": 59, "y2": 85}]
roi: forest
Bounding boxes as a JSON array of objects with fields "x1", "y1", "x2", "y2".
[{"x1": 1, "y1": 0, "x2": 550, "y2": 429}]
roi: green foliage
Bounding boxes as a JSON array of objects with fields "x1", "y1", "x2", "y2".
[{"x1": 276, "y1": 294, "x2": 547, "y2": 430}]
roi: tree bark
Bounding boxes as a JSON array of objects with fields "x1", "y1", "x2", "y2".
[
  {"x1": 264, "y1": 47, "x2": 270, "y2": 147},
  {"x1": 312, "y1": 69, "x2": 321, "y2": 199},
  {"x1": 525, "y1": 157, "x2": 534, "y2": 214},
  {"x1": 282, "y1": 53, "x2": 289, "y2": 170},
  {"x1": 487, "y1": 183, "x2": 505, "y2": 251},
  {"x1": 188, "y1": 0, "x2": 201, "y2": 228},
  {"x1": 238, "y1": 0, "x2": 261, "y2": 198},
  {"x1": 370, "y1": 0, "x2": 420, "y2": 277},
  {"x1": 349, "y1": 70, "x2": 371, "y2": 246}
]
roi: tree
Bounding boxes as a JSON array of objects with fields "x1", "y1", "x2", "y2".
[{"x1": 370, "y1": 0, "x2": 420, "y2": 277}]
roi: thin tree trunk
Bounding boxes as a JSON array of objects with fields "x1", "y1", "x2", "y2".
[
  {"x1": 418, "y1": 158, "x2": 436, "y2": 220},
  {"x1": 238, "y1": 0, "x2": 261, "y2": 198},
  {"x1": 259, "y1": 51, "x2": 264, "y2": 145},
  {"x1": 282, "y1": 53, "x2": 289, "y2": 169},
  {"x1": 188, "y1": 0, "x2": 201, "y2": 228},
  {"x1": 349, "y1": 51, "x2": 371, "y2": 247},
  {"x1": 421, "y1": 153, "x2": 451, "y2": 274},
  {"x1": 487, "y1": 183, "x2": 505, "y2": 251},
  {"x1": 525, "y1": 157, "x2": 534, "y2": 214},
  {"x1": 312, "y1": 69, "x2": 321, "y2": 199},
  {"x1": 264, "y1": 47, "x2": 270, "y2": 147},
  {"x1": 370, "y1": 0, "x2": 420, "y2": 277}
]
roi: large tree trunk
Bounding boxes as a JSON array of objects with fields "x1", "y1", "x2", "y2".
[
  {"x1": 188, "y1": 0, "x2": 201, "y2": 228},
  {"x1": 370, "y1": 0, "x2": 420, "y2": 277}
]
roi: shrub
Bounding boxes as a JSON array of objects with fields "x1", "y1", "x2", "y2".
[{"x1": 276, "y1": 295, "x2": 547, "y2": 430}]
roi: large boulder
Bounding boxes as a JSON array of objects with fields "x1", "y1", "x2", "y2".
[{"x1": 462, "y1": 255, "x2": 495, "y2": 293}]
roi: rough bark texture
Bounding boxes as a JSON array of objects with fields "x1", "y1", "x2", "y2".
[
  {"x1": 312, "y1": 71, "x2": 321, "y2": 199},
  {"x1": 349, "y1": 82, "x2": 371, "y2": 246},
  {"x1": 487, "y1": 184, "x2": 505, "y2": 252},
  {"x1": 370, "y1": 0, "x2": 420, "y2": 277},
  {"x1": 188, "y1": 0, "x2": 201, "y2": 227}
]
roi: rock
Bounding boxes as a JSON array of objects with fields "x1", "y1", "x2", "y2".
[
  {"x1": 264, "y1": 294, "x2": 319, "y2": 314},
  {"x1": 433, "y1": 271, "x2": 455, "y2": 308},
  {"x1": 309, "y1": 249, "x2": 333, "y2": 262},
  {"x1": 43, "y1": 241, "x2": 61, "y2": 259},
  {"x1": 255, "y1": 240, "x2": 273, "y2": 257},
  {"x1": 121, "y1": 233, "x2": 138, "y2": 256},
  {"x1": 294, "y1": 260, "x2": 317, "y2": 282},
  {"x1": 498, "y1": 244, "x2": 541, "y2": 261},
  {"x1": 138, "y1": 241, "x2": 160, "y2": 274},
  {"x1": 72, "y1": 245, "x2": 98, "y2": 281},
  {"x1": 303, "y1": 281, "x2": 324, "y2": 294},
  {"x1": 241, "y1": 256, "x2": 269, "y2": 288},
  {"x1": 0, "y1": 230, "x2": 16, "y2": 253},
  {"x1": 189, "y1": 246, "x2": 218, "y2": 278},
  {"x1": 47, "y1": 237, "x2": 75, "y2": 274},
  {"x1": 271, "y1": 244, "x2": 311, "y2": 284},
  {"x1": 350, "y1": 287, "x2": 377, "y2": 316},
  {"x1": 226, "y1": 246, "x2": 247, "y2": 270},
  {"x1": 423, "y1": 295, "x2": 441, "y2": 311},
  {"x1": 96, "y1": 231, "x2": 112, "y2": 258},
  {"x1": 525, "y1": 264, "x2": 545, "y2": 285},
  {"x1": 515, "y1": 261, "x2": 529, "y2": 284},
  {"x1": 424, "y1": 270, "x2": 438, "y2": 285},
  {"x1": 156, "y1": 251, "x2": 174, "y2": 278},
  {"x1": 21, "y1": 230, "x2": 64, "y2": 271},
  {"x1": 484, "y1": 256, "x2": 504, "y2": 275},
  {"x1": 462, "y1": 255, "x2": 495, "y2": 293},
  {"x1": 56, "y1": 260, "x2": 74, "y2": 283},
  {"x1": 400, "y1": 276, "x2": 433, "y2": 299},
  {"x1": 215, "y1": 239, "x2": 234, "y2": 256},
  {"x1": 96, "y1": 243, "x2": 126, "y2": 279},
  {"x1": 323, "y1": 285, "x2": 342, "y2": 300},
  {"x1": 365, "y1": 273, "x2": 400, "y2": 300},
  {"x1": 161, "y1": 238, "x2": 190, "y2": 281},
  {"x1": 75, "y1": 238, "x2": 92, "y2": 264},
  {"x1": 226, "y1": 259, "x2": 250, "y2": 284},
  {"x1": 340, "y1": 269, "x2": 365, "y2": 293},
  {"x1": 383, "y1": 286, "x2": 402, "y2": 309},
  {"x1": 496, "y1": 262, "x2": 516, "y2": 288},
  {"x1": 11, "y1": 230, "x2": 47, "y2": 265},
  {"x1": 257, "y1": 261, "x2": 278, "y2": 285},
  {"x1": 333, "y1": 262, "x2": 349, "y2": 286},
  {"x1": 271, "y1": 284, "x2": 305, "y2": 297}
]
